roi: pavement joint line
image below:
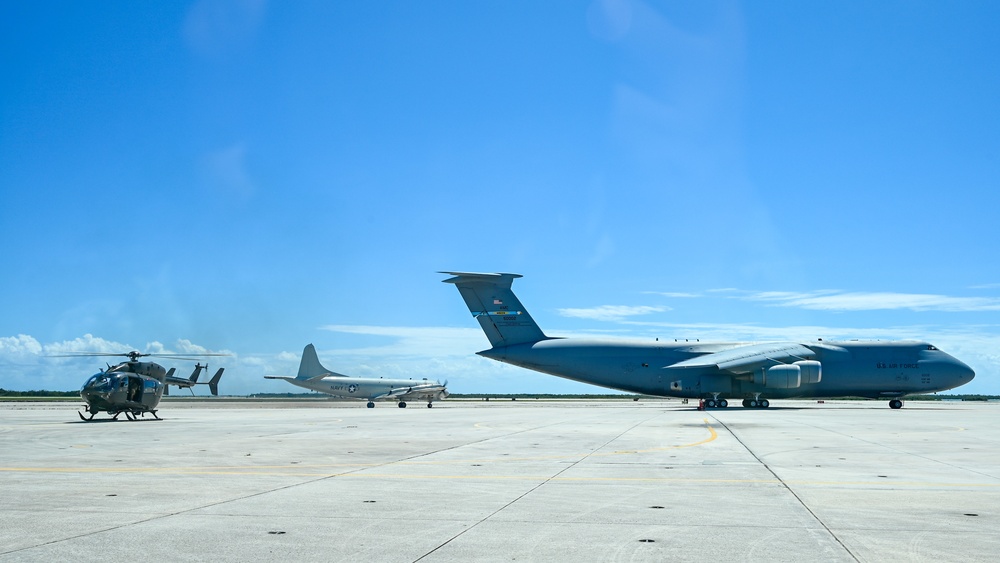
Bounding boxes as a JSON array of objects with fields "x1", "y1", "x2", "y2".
[
  {"x1": 710, "y1": 413, "x2": 861, "y2": 563},
  {"x1": 412, "y1": 407, "x2": 673, "y2": 562},
  {"x1": 0, "y1": 402, "x2": 634, "y2": 557},
  {"x1": 785, "y1": 417, "x2": 1000, "y2": 483}
]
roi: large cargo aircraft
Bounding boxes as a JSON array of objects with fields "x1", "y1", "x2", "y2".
[{"x1": 442, "y1": 272, "x2": 975, "y2": 409}]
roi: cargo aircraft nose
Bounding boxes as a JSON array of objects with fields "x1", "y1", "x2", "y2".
[
  {"x1": 920, "y1": 347, "x2": 975, "y2": 389},
  {"x1": 953, "y1": 358, "x2": 976, "y2": 386}
]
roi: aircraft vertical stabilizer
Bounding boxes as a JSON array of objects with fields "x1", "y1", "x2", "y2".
[
  {"x1": 441, "y1": 272, "x2": 547, "y2": 347},
  {"x1": 296, "y1": 344, "x2": 347, "y2": 379}
]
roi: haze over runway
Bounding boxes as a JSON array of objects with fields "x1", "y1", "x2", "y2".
[{"x1": 2, "y1": 2, "x2": 998, "y2": 396}]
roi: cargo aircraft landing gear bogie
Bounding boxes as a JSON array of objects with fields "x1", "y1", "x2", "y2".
[
  {"x1": 742, "y1": 395, "x2": 770, "y2": 409},
  {"x1": 703, "y1": 394, "x2": 728, "y2": 409}
]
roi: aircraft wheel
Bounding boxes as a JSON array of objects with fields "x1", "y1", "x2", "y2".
[
  {"x1": 760, "y1": 399, "x2": 770, "y2": 408},
  {"x1": 741, "y1": 399, "x2": 750, "y2": 408},
  {"x1": 747, "y1": 400, "x2": 757, "y2": 408},
  {"x1": 889, "y1": 399, "x2": 903, "y2": 409},
  {"x1": 367, "y1": 402, "x2": 375, "y2": 408},
  {"x1": 705, "y1": 399, "x2": 716, "y2": 408},
  {"x1": 398, "y1": 402, "x2": 407, "y2": 408},
  {"x1": 427, "y1": 403, "x2": 433, "y2": 408},
  {"x1": 718, "y1": 399, "x2": 728, "y2": 408}
]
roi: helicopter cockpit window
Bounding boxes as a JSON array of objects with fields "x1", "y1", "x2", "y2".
[{"x1": 83, "y1": 374, "x2": 113, "y2": 391}]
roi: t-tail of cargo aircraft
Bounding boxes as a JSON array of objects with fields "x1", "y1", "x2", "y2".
[
  {"x1": 439, "y1": 272, "x2": 548, "y2": 347},
  {"x1": 441, "y1": 271, "x2": 976, "y2": 409}
]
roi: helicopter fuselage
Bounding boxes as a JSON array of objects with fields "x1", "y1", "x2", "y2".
[{"x1": 80, "y1": 361, "x2": 166, "y2": 416}]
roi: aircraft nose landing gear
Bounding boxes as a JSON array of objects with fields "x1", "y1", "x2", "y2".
[{"x1": 889, "y1": 399, "x2": 904, "y2": 409}]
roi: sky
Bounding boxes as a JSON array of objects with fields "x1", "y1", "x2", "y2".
[{"x1": 2, "y1": 1, "x2": 998, "y2": 397}]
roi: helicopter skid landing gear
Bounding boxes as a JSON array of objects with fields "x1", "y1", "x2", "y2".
[
  {"x1": 151, "y1": 410, "x2": 160, "y2": 420},
  {"x1": 78, "y1": 411, "x2": 95, "y2": 421}
]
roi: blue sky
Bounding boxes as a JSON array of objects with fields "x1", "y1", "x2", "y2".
[{"x1": 2, "y1": 1, "x2": 998, "y2": 396}]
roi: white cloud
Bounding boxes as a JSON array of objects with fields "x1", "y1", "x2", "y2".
[
  {"x1": 741, "y1": 290, "x2": 1000, "y2": 312},
  {"x1": 183, "y1": 0, "x2": 266, "y2": 59},
  {"x1": 644, "y1": 291, "x2": 701, "y2": 298},
  {"x1": 318, "y1": 325, "x2": 489, "y2": 357},
  {"x1": 0, "y1": 335, "x2": 42, "y2": 355},
  {"x1": 557, "y1": 305, "x2": 670, "y2": 322}
]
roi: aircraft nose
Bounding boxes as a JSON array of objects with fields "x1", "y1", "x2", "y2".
[
  {"x1": 954, "y1": 359, "x2": 976, "y2": 385},
  {"x1": 922, "y1": 355, "x2": 975, "y2": 386}
]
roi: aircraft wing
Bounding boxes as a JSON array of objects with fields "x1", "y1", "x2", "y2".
[
  {"x1": 665, "y1": 342, "x2": 816, "y2": 374},
  {"x1": 371, "y1": 383, "x2": 448, "y2": 400}
]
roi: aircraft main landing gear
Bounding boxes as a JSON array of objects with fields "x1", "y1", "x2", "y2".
[
  {"x1": 889, "y1": 399, "x2": 904, "y2": 409},
  {"x1": 702, "y1": 394, "x2": 728, "y2": 408},
  {"x1": 741, "y1": 395, "x2": 770, "y2": 409}
]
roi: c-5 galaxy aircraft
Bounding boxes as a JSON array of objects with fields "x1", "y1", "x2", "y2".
[
  {"x1": 442, "y1": 272, "x2": 975, "y2": 409},
  {"x1": 265, "y1": 344, "x2": 449, "y2": 408}
]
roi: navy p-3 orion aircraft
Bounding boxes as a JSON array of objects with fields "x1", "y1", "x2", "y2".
[
  {"x1": 265, "y1": 344, "x2": 449, "y2": 408},
  {"x1": 442, "y1": 272, "x2": 975, "y2": 409}
]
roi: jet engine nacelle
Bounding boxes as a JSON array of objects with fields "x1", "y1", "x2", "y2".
[
  {"x1": 753, "y1": 364, "x2": 802, "y2": 389},
  {"x1": 794, "y1": 360, "x2": 822, "y2": 384}
]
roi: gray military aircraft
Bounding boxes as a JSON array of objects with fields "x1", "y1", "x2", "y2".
[
  {"x1": 265, "y1": 344, "x2": 449, "y2": 408},
  {"x1": 442, "y1": 272, "x2": 975, "y2": 409}
]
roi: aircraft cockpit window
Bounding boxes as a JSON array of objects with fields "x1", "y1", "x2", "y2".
[
  {"x1": 927, "y1": 345, "x2": 938, "y2": 351},
  {"x1": 83, "y1": 374, "x2": 113, "y2": 391}
]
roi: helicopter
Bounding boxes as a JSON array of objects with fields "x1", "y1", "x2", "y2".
[{"x1": 57, "y1": 351, "x2": 229, "y2": 421}]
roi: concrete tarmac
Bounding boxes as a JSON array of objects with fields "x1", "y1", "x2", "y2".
[{"x1": 1, "y1": 399, "x2": 998, "y2": 562}]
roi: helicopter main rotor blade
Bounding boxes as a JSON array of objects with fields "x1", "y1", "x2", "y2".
[{"x1": 50, "y1": 352, "x2": 231, "y2": 360}]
